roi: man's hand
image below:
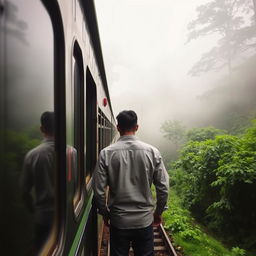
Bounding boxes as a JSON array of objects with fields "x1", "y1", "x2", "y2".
[
  {"x1": 103, "y1": 215, "x2": 110, "y2": 227},
  {"x1": 153, "y1": 213, "x2": 162, "y2": 226}
]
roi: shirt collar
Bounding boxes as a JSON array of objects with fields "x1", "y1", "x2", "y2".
[
  {"x1": 118, "y1": 135, "x2": 138, "y2": 141},
  {"x1": 43, "y1": 137, "x2": 54, "y2": 143}
]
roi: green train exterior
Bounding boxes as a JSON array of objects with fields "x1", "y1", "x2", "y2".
[{"x1": 0, "y1": 0, "x2": 116, "y2": 255}]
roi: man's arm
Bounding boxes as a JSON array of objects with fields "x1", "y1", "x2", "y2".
[
  {"x1": 20, "y1": 155, "x2": 34, "y2": 212},
  {"x1": 153, "y1": 153, "x2": 169, "y2": 224},
  {"x1": 92, "y1": 150, "x2": 109, "y2": 218}
]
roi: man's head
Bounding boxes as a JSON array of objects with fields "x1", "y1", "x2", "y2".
[
  {"x1": 40, "y1": 111, "x2": 55, "y2": 137},
  {"x1": 116, "y1": 110, "x2": 138, "y2": 135}
]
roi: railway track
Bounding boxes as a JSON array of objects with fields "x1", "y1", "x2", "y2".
[
  {"x1": 100, "y1": 224, "x2": 179, "y2": 256},
  {"x1": 153, "y1": 224, "x2": 178, "y2": 256}
]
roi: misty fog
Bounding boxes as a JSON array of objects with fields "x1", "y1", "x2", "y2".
[
  {"x1": 95, "y1": 0, "x2": 256, "y2": 160},
  {"x1": 5, "y1": 0, "x2": 53, "y2": 129}
]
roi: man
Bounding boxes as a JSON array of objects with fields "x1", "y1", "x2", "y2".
[
  {"x1": 93, "y1": 110, "x2": 169, "y2": 256},
  {"x1": 20, "y1": 111, "x2": 55, "y2": 253}
]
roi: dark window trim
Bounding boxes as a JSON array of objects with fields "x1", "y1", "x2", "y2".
[
  {"x1": 85, "y1": 67, "x2": 97, "y2": 189},
  {"x1": 73, "y1": 40, "x2": 85, "y2": 219},
  {"x1": 41, "y1": 0, "x2": 66, "y2": 255}
]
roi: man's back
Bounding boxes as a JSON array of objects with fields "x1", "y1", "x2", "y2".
[
  {"x1": 20, "y1": 138, "x2": 55, "y2": 224},
  {"x1": 93, "y1": 110, "x2": 169, "y2": 256},
  {"x1": 94, "y1": 135, "x2": 169, "y2": 229}
]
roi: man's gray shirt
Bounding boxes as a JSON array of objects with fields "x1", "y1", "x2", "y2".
[
  {"x1": 20, "y1": 138, "x2": 55, "y2": 224},
  {"x1": 93, "y1": 135, "x2": 169, "y2": 229}
]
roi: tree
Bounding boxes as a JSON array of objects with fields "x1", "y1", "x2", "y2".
[
  {"x1": 161, "y1": 120, "x2": 186, "y2": 150},
  {"x1": 172, "y1": 121, "x2": 256, "y2": 249},
  {"x1": 187, "y1": 0, "x2": 256, "y2": 78},
  {"x1": 186, "y1": 126, "x2": 226, "y2": 142}
]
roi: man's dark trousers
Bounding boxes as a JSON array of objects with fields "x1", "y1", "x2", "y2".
[{"x1": 110, "y1": 225, "x2": 154, "y2": 256}]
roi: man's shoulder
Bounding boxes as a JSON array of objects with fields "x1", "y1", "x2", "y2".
[
  {"x1": 101, "y1": 141, "x2": 121, "y2": 152},
  {"x1": 136, "y1": 139, "x2": 159, "y2": 153},
  {"x1": 102, "y1": 138, "x2": 160, "y2": 154},
  {"x1": 26, "y1": 144, "x2": 41, "y2": 157},
  {"x1": 25, "y1": 141, "x2": 53, "y2": 159}
]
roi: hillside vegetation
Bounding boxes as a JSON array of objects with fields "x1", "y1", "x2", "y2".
[{"x1": 164, "y1": 123, "x2": 256, "y2": 255}]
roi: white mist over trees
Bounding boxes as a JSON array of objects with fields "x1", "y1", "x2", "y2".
[
  {"x1": 161, "y1": 120, "x2": 186, "y2": 151},
  {"x1": 187, "y1": 0, "x2": 256, "y2": 78},
  {"x1": 95, "y1": 0, "x2": 256, "y2": 162},
  {"x1": 160, "y1": 0, "x2": 256, "y2": 157}
]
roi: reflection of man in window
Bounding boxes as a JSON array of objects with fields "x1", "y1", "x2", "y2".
[{"x1": 20, "y1": 111, "x2": 55, "y2": 253}]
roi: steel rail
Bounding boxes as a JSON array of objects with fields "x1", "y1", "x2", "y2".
[
  {"x1": 157, "y1": 224, "x2": 178, "y2": 256},
  {"x1": 100, "y1": 224, "x2": 179, "y2": 256}
]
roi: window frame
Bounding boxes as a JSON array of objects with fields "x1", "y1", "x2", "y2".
[
  {"x1": 40, "y1": 0, "x2": 66, "y2": 255},
  {"x1": 72, "y1": 41, "x2": 85, "y2": 218},
  {"x1": 85, "y1": 68, "x2": 97, "y2": 187}
]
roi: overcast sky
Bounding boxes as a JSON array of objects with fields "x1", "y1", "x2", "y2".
[{"x1": 94, "y1": 0, "x2": 221, "y2": 144}]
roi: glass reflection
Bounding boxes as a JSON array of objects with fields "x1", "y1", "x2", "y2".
[
  {"x1": 20, "y1": 112, "x2": 55, "y2": 253},
  {"x1": 0, "y1": 0, "x2": 54, "y2": 255}
]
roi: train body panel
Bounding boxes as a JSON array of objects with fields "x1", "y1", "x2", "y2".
[{"x1": 0, "y1": 0, "x2": 115, "y2": 255}]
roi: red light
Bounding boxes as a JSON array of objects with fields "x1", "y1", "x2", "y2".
[{"x1": 103, "y1": 98, "x2": 108, "y2": 107}]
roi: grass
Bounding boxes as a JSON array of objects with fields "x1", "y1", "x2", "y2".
[{"x1": 162, "y1": 189, "x2": 248, "y2": 256}]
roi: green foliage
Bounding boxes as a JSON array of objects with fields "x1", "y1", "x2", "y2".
[
  {"x1": 223, "y1": 113, "x2": 256, "y2": 135},
  {"x1": 1, "y1": 129, "x2": 41, "y2": 172},
  {"x1": 163, "y1": 190, "x2": 202, "y2": 241},
  {"x1": 163, "y1": 190, "x2": 235, "y2": 256},
  {"x1": 1, "y1": 128, "x2": 41, "y2": 255},
  {"x1": 231, "y1": 247, "x2": 246, "y2": 256},
  {"x1": 186, "y1": 126, "x2": 226, "y2": 142},
  {"x1": 170, "y1": 120, "x2": 256, "y2": 251}
]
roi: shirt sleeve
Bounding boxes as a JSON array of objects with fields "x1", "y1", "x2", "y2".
[
  {"x1": 19, "y1": 154, "x2": 34, "y2": 212},
  {"x1": 153, "y1": 152, "x2": 169, "y2": 216},
  {"x1": 92, "y1": 150, "x2": 109, "y2": 217}
]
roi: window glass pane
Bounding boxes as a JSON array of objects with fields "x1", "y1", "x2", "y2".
[
  {"x1": 97, "y1": 109, "x2": 111, "y2": 152},
  {"x1": 0, "y1": 0, "x2": 54, "y2": 255},
  {"x1": 73, "y1": 48, "x2": 84, "y2": 210},
  {"x1": 85, "y1": 70, "x2": 97, "y2": 183},
  {"x1": 73, "y1": 60, "x2": 81, "y2": 202}
]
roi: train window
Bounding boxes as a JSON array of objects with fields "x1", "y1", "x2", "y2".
[
  {"x1": 85, "y1": 69, "x2": 97, "y2": 184},
  {"x1": 0, "y1": 0, "x2": 55, "y2": 255},
  {"x1": 103, "y1": 117, "x2": 106, "y2": 148},
  {"x1": 98, "y1": 109, "x2": 112, "y2": 152},
  {"x1": 73, "y1": 43, "x2": 85, "y2": 214},
  {"x1": 98, "y1": 109, "x2": 101, "y2": 153}
]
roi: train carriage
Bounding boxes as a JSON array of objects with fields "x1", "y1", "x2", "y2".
[{"x1": 0, "y1": 0, "x2": 116, "y2": 255}]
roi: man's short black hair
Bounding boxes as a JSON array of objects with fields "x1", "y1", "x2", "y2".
[
  {"x1": 116, "y1": 110, "x2": 137, "y2": 131},
  {"x1": 41, "y1": 111, "x2": 54, "y2": 135}
]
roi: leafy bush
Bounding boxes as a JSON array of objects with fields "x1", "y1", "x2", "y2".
[
  {"x1": 179, "y1": 229, "x2": 202, "y2": 242},
  {"x1": 231, "y1": 247, "x2": 246, "y2": 256},
  {"x1": 186, "y1": 126, "x2": 226, "y2": 142},
  {"x1": 170, "y1": 120, "x2": 256, "y2": 251},
  {"x1": 163, "y1": 190, "x2": 234, "y2": 256}
]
